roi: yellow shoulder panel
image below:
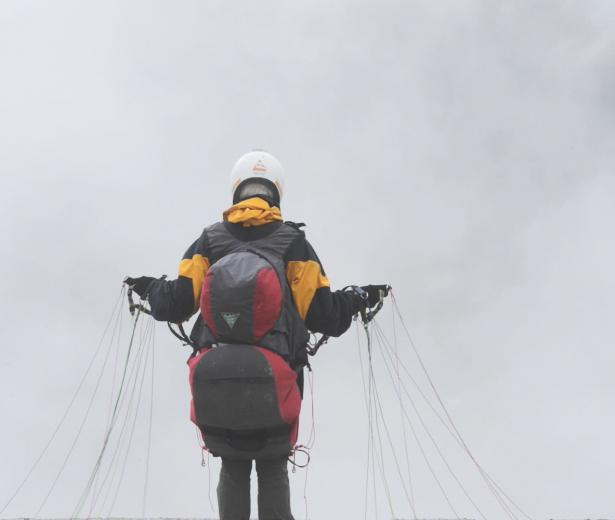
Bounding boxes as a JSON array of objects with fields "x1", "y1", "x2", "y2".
[
  {"x1": 286, "y1": 260, "x2": 330, "y2": 320},
  {"x1": 178, "y1": 254, "x2": 210, "y2": 307}
]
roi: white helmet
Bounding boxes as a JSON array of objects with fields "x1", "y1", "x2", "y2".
[{"x1": 230, "y1": 150, "x2": 285, "y2": 206}]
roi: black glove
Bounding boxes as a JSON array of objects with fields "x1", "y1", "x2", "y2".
[
  {"x1": 361, "y1": 285, "x2": 390, "y2": 308},
  {"x1": 124, "y1": 276, "x2": 155, "y2": 298}
]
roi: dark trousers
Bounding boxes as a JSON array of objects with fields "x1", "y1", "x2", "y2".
[{"x1": 217, "y1": 457, "x2": 294, "y2": 520}]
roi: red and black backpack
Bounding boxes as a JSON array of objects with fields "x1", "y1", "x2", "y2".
[{"x1": 188, "y1": 222, "x2": 309, "y2": 459}]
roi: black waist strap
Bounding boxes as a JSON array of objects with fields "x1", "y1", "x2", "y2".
[
  {"x1": 202, "y1": 423, "x2": 293, "y2": 453},
  {"x1": 202, "y1": 423, "x2": 291, "y2": 440}
]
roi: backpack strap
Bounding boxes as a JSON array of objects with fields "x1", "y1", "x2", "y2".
[{"x1": 284, "y1": 221, "x2": 306, "y2": 231}]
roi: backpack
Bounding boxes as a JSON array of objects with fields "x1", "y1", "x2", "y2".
[
  {"x1": 201, "y1": 249, "x2": 285, "y2": 346},
  {"x1": 188, "y1": 345, "x2": 301, "y2": 459},
  {"x1": 188, "y1": 222, "x2": 309, "y2": 459}
]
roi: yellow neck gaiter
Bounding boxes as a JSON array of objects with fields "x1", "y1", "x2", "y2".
[{"x1": 223, "y1": 197, "x2": 283, "y2": 227}]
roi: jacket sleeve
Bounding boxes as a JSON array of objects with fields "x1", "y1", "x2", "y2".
[
  {"x1": 147, "y1": 234, "x2": 211, "y2": 323},
  {"x1": 285, "y1": 235, "x2": 363, "y2": 337}
]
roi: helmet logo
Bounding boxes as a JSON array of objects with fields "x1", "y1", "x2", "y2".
[{"x1": 252, "y1": 160, "x2": 267, "y2": 173}]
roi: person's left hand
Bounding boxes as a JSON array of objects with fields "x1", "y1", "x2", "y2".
[{"x1": 124, "y1": 276, "x2": 155, "y2": 297}]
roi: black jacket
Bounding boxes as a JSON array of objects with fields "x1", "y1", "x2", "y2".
[{"x1": 146, "y1": 199, "x2": 363, "y2": 345}]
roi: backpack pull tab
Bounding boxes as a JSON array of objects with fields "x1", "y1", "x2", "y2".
[{"x1": 201, "y1": 448, "x2": 207, "y2": 467}]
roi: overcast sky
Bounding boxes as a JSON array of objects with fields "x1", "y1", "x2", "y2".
[{"x1": 1, "y1": 1, "x2": 614, "y2": 519}]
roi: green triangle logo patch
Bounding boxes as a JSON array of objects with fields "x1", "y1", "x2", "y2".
[{"x1": 221, "y1": 312, "x2": 240, "y2": 329}]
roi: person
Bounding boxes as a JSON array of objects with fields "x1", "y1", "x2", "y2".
[{"x1": 125, "y1": 150, "x2": 388, "y2": 520}]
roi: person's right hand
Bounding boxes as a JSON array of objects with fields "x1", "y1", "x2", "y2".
[{"x1": 360, "y1": 285, "x2": 390, "y2": 307}]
